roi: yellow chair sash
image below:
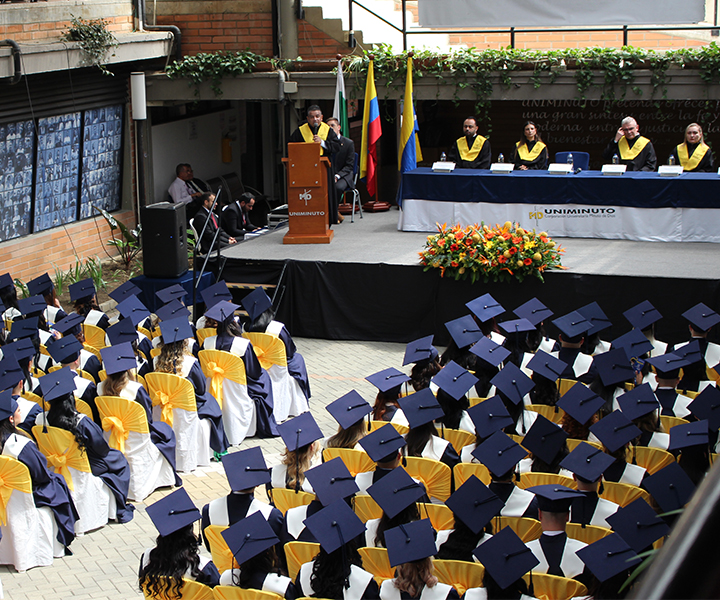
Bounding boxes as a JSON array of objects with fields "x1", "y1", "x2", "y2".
[
  {"x1": 618, "y1": 135, "x2": 649, "y2": 160},
  {"x1": 358, "y1": 546, "x2": 394, "y2": 586},
  {"x1": 0, "y1": 456, "x2": 33, "y2": 526},
  {"x1": 677, "y1": 142, "x2": 709, "y2": 171},
  {"x1": 417, "y1": 503, "x2": 454, "y2": 531},
  {"x1": 523, "y1": 572, "x2": 588, "y2": 600},
  {"x1": 22, "y1": 390, "x2": 49, "y2": 412},
  {"x1": 96, "y1": 395, "x2": 150, "y2": 453},
  {"x1": 196, "y1": 327, "x2": 216, "y2": 347},
  {"x1": 204, "y1": 524, "x2": 234, "y2": 574},
  {"x1": 453, "y1": 462, "x2": 491, "y2": 487},
  {"x1": 456, "y1": 135, "x2": 486, "y2": 162},
  {"x1": 369, "y1": 420, "x2": 409, "y2": 436},
  {"x1": 285, "y1": 541, "x2": 320, "y2": 581},
  {"x1": 515, "y1": 140, "x2": 547, "y2": 162},
  {"x1": 433, "y1": 559, "x2": 485, "y2": 597},
  {"x1": 83, "y1": 323, "x2": 107, "y2": 350},
  {"x1": 566, "y1": 522, "x2": 612, "y2": 545},
  {"x1": 353, "y1": 494, "x2": 383, "y2": 522},
  {"x1": 322, "y1": 447, "x2": 376, "y2": 477},
  {"x1": 198, "y1": 349, "x2": 247, "y2": 409},
  {"x1": 633, "y1": 446, "x2": 675, "y2": 475},
  {"x1": 76, "y1": 399, "x2": 94, "y2": 420},
  {"x1": 145, "y1": 373, "x2": 196, "y2": 428},
  {"x1": 32, "y1": 425, "x2": 91, "y2": 491},
  {"x1": 268, "y1": 488, "x2": 315, "y2": 515},
  {"x1": 214, "y1": 586, "x2": 283, "y2": 600},
  {"x1": 497, "y1": 517, "x2": 542, "y2": 543},
  {"x1": 526, "y1": 404, "x2": 565, "y2": 425},
  {"x1": 519, "y1": 472, "x2": 576, "y2": 490},
  {"x1": 405, "y1": 456, "x2": 451, "y2": 502},
  {"x1": 299, "y1": 121, "x2": 330, "y2": 143},
  {"x1": 243, "y1": 332, "x2": 288, "y2": 369},
  {"x1": 600, "y1": 481, "x2": 651, "y2": 507},
  {"x1": 142, "y1": 576, "x2": 214, "y2": 600},
  {"x1": 438, "y1": 428, "x2": 474, "y2": 454}
]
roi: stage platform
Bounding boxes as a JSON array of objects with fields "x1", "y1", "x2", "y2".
[{"x1": 219, "y1": 209, "x2": 720, "y2": 345}]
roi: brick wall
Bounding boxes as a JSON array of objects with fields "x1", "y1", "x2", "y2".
[{"x1": 0, "y1": 15, "x2": 134, "y2": 43}]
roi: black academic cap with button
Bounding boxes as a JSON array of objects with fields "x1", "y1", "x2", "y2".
[
  {"x1": 302, "y1": 499, "x2": 366, "y2": 554},
  {"x1": 472, "y1": 430, "x2": 527, "y2": 477},
  {"x1": 646, "y1": 353, "x2": 688, "y2": 380},
  {"x1": 397, "y1": 388, "x2": 444, "y2": 429},
  {"x1": 527, "y1": 350, "x2": 567, "y2": 382},
  {"x1": 365, "y1": 367, "x2": 410, "y2": 393},
  {"x1": 490, "y1": 362, "x2": 534, "y2": 405},
  {"x1": 385, "y1": 519, "x2": 437, "y2": 567},
  {"x1": 431, "y1": 360, "x2": 478, "y2": 400},
  {"x1": 682, "y1": 302, "x2": 720, "y2": 332},
  {"x1": 643, "y1": 462, "x2": 696, "y2": 513},
  {"x1": 106, "y1": 318, "x2": 137, "y2": 346},
  {"x1": 445, "y1": 315, "x2": 484, "y2": 349},
  {"x1": 624, "y1": 300, "x2": 662, "y2": 331},
  {"x1": 0, "y1": 274, "x2": 13, "y2": 292},
  {"x1": 146, "y1": 487, "x2": 201, "y2": 537},
  {"x1": 155, "y1": 299, "x2": 191, "y2": 322},
  {"x1": 357, "y1": 423, "x2": 406, "y2": 463},
  {"x1": 445, "y1": 475, "x2": 503, "y2": 534},
  {"x1": 606, "y1": 498, "x2": 670, "y2": 553},
  {"x1": 498, "y1": 318, "x2": 535, "y2": 336},
  {"x1": 159, "y1": 316, "x2": 193, "y2": 345},
  {"x1": 688, "y1": 385, "x2": 720, "y2": 431},
  {"x1": 592, "y1": 348, "x2": 634, "y2": 387},
  {"x1": 7, "y1": 317, "x2": 38, "y2": 342},
  {"x1": 18, "y1": 295, "x2": 46, "y2": 318},
  {"x1": 402, "y1": 335, "x2": 438, "y2": 367},
  {"x1": 108, "y1": 280, "x2": 141, "y2": 304},
  {"x1": 2, "y1": 338, "x2": 35, "y2": 363},
  {"x1": 513, "y1": 297, "x2": 553, "y2": 326},
  {"x1": 38, "y1": 367, "x2": 77, "y2": 402},
  {"x1": 467, "y1": 396, "x2": 513, "y2": 439},
  {"x1": 466, "y1": 293, "x2": 504, "y2": 323},
  {"x1": 116, "y1": 295, "x2": 151, "y2": 327},
  {"x1": 27, "y1": 273, "x2": 53, "y2": 297},
  {"x1": 0, "y1": 390, "x2": 18, "y2": 421},
  {"x1": 0, "y1": 356, "x2": 24, "y2": 392},
  {"x1": 611, "y1": 329, "x2": 654, "y2": 360},
  {"x1": 277, "y1": 411, "x2": 323, "y2": 452},
  {"x1": 100, "y1": 342, "x2": 137, "y2": 376},
  {"x1": 202, "y1": 300, "x2": 239, "y2": 324},
  {"x1": 668, "y1": 419, "x2": 709, "y2": 451},
  {"x1": 326, "y1": 390, "x2": 372, "y2": 430},
  {"x1": 68, "y1": 278, "x2": 96, "y2": 302},
  {"x1": 577, "y1": 302, "x2": 611, "y2": 336},
  {"x1": 473, "y1": 526, "x2": 540, "y2": 590},
  {"x1": 576, "y1": 533, "x2": 640, "y2": 583},
  {"x1": 521, "y1": 414, "x2": 568, "y2": 464},
  {"x1": 304, "y1": 457, "x2": 359, "y2": 506},
  {"x1": 470, "y1": 335, "x2": 511, "y2": 367},
  {"x1": 53, "y1": 312, "x2": 84, "y2": 336},
  {"x1": 221, "y1": 510, "x2": 279, "y2": 566},
  {"x1": 617, "y1": 383, "x2": 660, "y2": 421},
  {"x1": 673, "y1": 340, "x2": 703, "y2": 365},
  {"x1": 560, "y1": 442, "x2": 614, "y2": 483},
  {"x1": 222, "y1": 446, "x2": 271, "y2": 491},
  {"x1": 241, "y1": 288, "x2": 272, "y2": 322},
  {"x1": 552, "y1": 311, "x2": 592, "y2": 342},
  {"x1": 155, "y1": 284, "x2": 187, "y2": 305},
  {"x1": 200, "y1": 281, "x2": 232, "y2": 309},
  {"x1": 366, "y1": 466, "x2": 426, "y2": 519},
  {"x1": 46, "y1": 335, "x2": 83, "y2": 365},
  {"x1": 589, "y1": 410, "x2": 641, "y2": 453},
  {"x1": 527, "y1": 484, "x2": 584, "y2": 513}
]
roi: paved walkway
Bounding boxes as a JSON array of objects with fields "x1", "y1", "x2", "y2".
[{"x1": 0, "y1": 338, "x2": 406, "y2": 600}]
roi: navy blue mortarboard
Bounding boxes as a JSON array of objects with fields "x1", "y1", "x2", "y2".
[
  {"x1": 159, "y1": 317, "x2": 193, "y2": 345},
  {"x1": 365, "y1": 367, "x2": 410, "y2": 393},
  {"x1": 18, "y1": 295, "x2": 46, "y2": 317},
  {"x1": 473, "y1": 526, "x2": 540, "y2": 590},
  {"x1": 470, "y1": 336, "x2": 511, "y2": 367},
  {"x1": 617, "y1": 383, "x2": 660, "y2": 421},
  {"x1": 203, "y1": 300, "x2": 239, "y2": 324},
  {"x1": 644, "y1": 462, "x2": 696, "y2": 512},
  {"x1": 514, "y1": 297, "x2": 553, "y2": 326},
  {"x1": 46, "y1": 336, "x2": 83, "y2": 365},
  {"x1": 445, "y1": 475, "x2": 503, "y2": 534},
  {"x1": 146, "y1": 488, "x2": 201, "y2": 537},
  {"x1": 156, "y1": 284, "x2": 187, "y2": 305},
  {"x1": 490, "y1": 362, "x2": 534, "y2": 405},
  {"x1": 326, "y1": 390, "x2": 372, "y2": 430},
  {"x1": 431, "y1": 360, "x2": 478, "y2": 400},
  {"x1": 367, "y1": 466, "x2": 426, "y2": 519},
  {"x1": 69, "y1": 278, "x2": 96, "y2": 302},
  {"x1": 688, "y1": 386, "x2": 720, "y2": 431},
  {"x1": 527, "y1": 484, "x2": 584, "y2": 512},
  {"x1": 0, "y1": 356, "x2": 24, "y2": 392},
  {"x1": 646, "y1": 353, "x2": 689, "y2": 379},
  {"x1": 2, "y1": 338, "x2": 36, "y2": 363},
  {"x1": 445, "y1": 315, "x2": 484, "y2": 349},
  {"x1": 357, "y1": 423, "x2": 406, "y2": 462},
  {"x1": 108, "y1": 280, "x2": 140, "y2": 304},
  {"x1": 53, "y1": 313, "x2": 84, "y2": 336},
  {"x1": 589, "y1": 410, "x2": 641, "y2": 453},
  {"x1": 527, "y1": 350, "x2": 567, "y2": 381},
  {"x1": 560, "y1": 442, "x2": 614, "y2": 483},
  {"x1": 498, "y1": 318, "x2": 535, "y2": 337},
  {"x1": 402, "y1": 335, "x2": 438, "y2": 367},
  {"x1": 38, "y1": 367, "x2": 77, "y2": 402},
  {"x1": 552, "y1": 311, "x2": 592, "y2": 342},
  {"x1": 116, "y1": 295, "x2": 150, "y2": 327},
  {"x1": 577, "y1": 302, "x2": 611, "y2": 336},
  {"x1": 302, "y1": 499, "x2": 366, "y2": 554},
  {"x1": 668, "y1": 419, "x2": 709, "y2": 451},
  {"x1": 106, "y1": 318, "x2": 137, "y2": 346},
  {"x1": 200, "y1": 281, "x2": 233, "y2": 310},
  {"x1": 673, "y1": 340, "x2": 703, "y2": 365},
  {"x1": 241, "y1": 288, "x2": 273, "y2": 322},
  {"x1": 0, "y1": 390, "x2": 18, "y2": 421},
  {"x1": 221, "y1": 511, "x2": 279, "y2": 566},
  {"x1": 472, "y1": 431, "x2": 527, "y2": 477},
  {"x1": 397, "y1": 388, "x2": 444, "y2": 428},
  {"x1": 155, "y1": 299, "x2": 191, "y2": 322},
  {"x1": 277, "y1": 412, "x2": 323, "y2": 452},
  {"x1": 683, "y1": 302, "x2": 720, "y2": 332},
  {"x1": 606, "y1": 498, "x2": 670, "y2": 553},
  {"x1": 222, "y1": 446, "x2": 270, "y2": 491},
  {"x1": 0, "y1": 274, "x2": 14, "y2": 292},
  {"x1": 521, "y1": 415, "x2": 568, "y2": 464},
  {"x1": 611, "y1": 329, "x2": 654, "y2": 360},
  {"x1": 467, "y1": 396, "x2": 513, "y2": 439},
  {"x1": 305, "y1": 457, "x2": 359, "y2": 506},
  {"x1": 385, "y1": 519, "x2": 437, "y2": 567},
  {"x1": 577, "y1": 533, "x2": 640, "y2": 583},
  {"x1": 27, "y1": 273, "x2": 53, "y2": 297},
  {"x1": 592, "y1": 348, "x2": 634, "y2": 387},
  {"x1": 466, "y1": 293, "x2": 504, "y2": 323},
  {"x1": 100, "y1": 342, "x2": 137, "y2": 376},
  {"x1": 8, "y1": 317, "x2": 38, "y2": 341},
  {"x1": 624, "y1": 300, "x2": 662, "y2": 331}
]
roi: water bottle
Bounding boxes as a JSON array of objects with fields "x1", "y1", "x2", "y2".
[
  {"x1": 566, "y1": 153, "x2": 574, "y2": 170},
  {"x1": 612, "y1": 153, "x2": 619, "y2": 165},
  {"x1": 669, "y1": 154, "x2": 675, "y2": 166},
  {"x1": 440, "y1": 152, "x2": 447, "y2": 162},
  {"x1": 498, "y1": 153, "x2": 505, "y2": 163}
]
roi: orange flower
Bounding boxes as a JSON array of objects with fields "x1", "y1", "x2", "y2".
[
  {"x1": 524, "y1": 257, "x2": 532, "y2": 265},
  {"x1": 498, "y1": 255, "x2": 507, "y2": 264},
  {"x1": 438, "y1": 238, "x2": 446, "y2": 247},
  {"x1": 502, "y1": 232, "x2": 511, "y2": 240},
  {"x1": 540, "y1": 236, "x2": 548, "y2": 243},
  {"x1": 512, "y1": 236, "x2": 522, "y2": 244},
  {"x1": 509, "y1": 246, "x2": 517, "y2": 255}
]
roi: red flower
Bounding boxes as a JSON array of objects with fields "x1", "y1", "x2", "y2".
[
  {"x1": 451, "y1": 261, "x2": 459, "y2": 267},
  {"x1": 450, "y1": 243, "x2": 459, "y2": 252},
  {"x1": 512, "y1": 236, "x2": 522, "y2": 244},
  {"x1": 509, "y1": 246, "x2": 517, "y2": 255},
  {"x1": 524, "y1": 257, "x2": 532, "y2": 265},
  {"x1": 498, "y1": 255, "x2": 507, "y2": 264},
  {"x1": 502, "y1": 232, "x2": 511, "y2": 240}
]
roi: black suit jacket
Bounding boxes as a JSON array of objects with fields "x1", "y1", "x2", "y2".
[
  {"x1": 220, "y1": 202, "x2": 253, "y2": 238},
  {"x1": 332, "y1": 135, "x2": 355, "y2": 188},
  {"x1": 193, "y1": 207, "x2": 231, "y2": 253}
]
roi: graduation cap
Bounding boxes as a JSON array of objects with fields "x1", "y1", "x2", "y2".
[
  {"x1": 0, "y1": 390, "x2": 18, "y2": 421},
  {"x1": 366, "y1": 466, "x2": 426, "y2": 519},
  {"x1": 470, "y1": 336, "x2": 511, "y2": 367},
  {"x1": 402, "y1": 335, "x2": 438, "y2": 367},
  {"x1": 472, "y1": 431, "x2": 527, "y2": 477},
  {"x1": 108, "y1": 280, "x2": 141, "y2": 304},
  {"x1": 445, "y1": 315, "x2": 484, "y2": 349},
  {"x1": 467, "y1": 396, "x2": 513, "y2": 439},
  {"x1": 688, "y1": 386, "x2": 720, "y2": 431},
  {"x1": 624, "y1": 300, "x2": 662, "y2": 331},
  {"x1": 644, "y1": 462, "x2": 696, "y2": 513},
  {"x1": 156, "y1": 284, "x2": 187, "y2": 305},
  {"x1": 431, "y1": 360, "x2": 478, "y2": 400},
  {"x1": 2, "y1": 338, "x2": 36, "y2": 363},
  {"x1": 0, "y1": 356, "x2": 24, "y2": 392},
  {"x1": 513, "y1": 297, "x2": 553, "y2": 326},
  {"x1": 159, "y1": 317, "x2": 194, "y2": 345},
  {"x1": 397, "y1": 388, "x2": 444, "y2": 429},
  {"x1": 617, "y1": 383, "x2": 660, "y2": 421},
  {"x1": 53, "y1": 313, "x2": 84, "y2": 336},
  {"x1": 68, "y1": 278, "x2": 96, "y2": 302},
  {"x1": 445, "y1": 475, "x2": 503, "y2": 534},
  {"x1": 668, "y1": 419, "x2": 709, "y2": 451},
  {"x1": 490, "y1": 362, "x2": 534, "y2": 405},
  {"x1": 673, "y1": 340, "x2": 703, "y2": 365},
  {"x1": 560, "y1": 442, "x2": 614, "y2": 483},
  {"x1": 106, "y1": 318, "x2": 137, "y2": 346},
  {"x1": 606, "y1": 498, "x2": 670, "y2": 553},
  {"x1": 557, "y1": 382, "x2": 604, "y2": 426},
  {"x1": 221, "y1": 446, "x2": 270, "y2": 491},
  {"x1": 27, "y1": 273, "x2": 53, "y2": 297},
  {"x1": 304, "y1": 457, "x2": 359, "y2": 506},
  {"x1": 0, "y1": 274, "x2": 14, "y2": 292},
  {"x1": 589, "y1": 410, "x2": 642, "y2": 453},
  {"x1": 646, "y1": 353, "x2": 689, "y2": 380},
  {"x1": 592, "y1": 348, "x2": 634, "y2": 387},
  {"x1": 552, "y1": 311, "x2": 592, "y2": 342},
  {"x1": 221, "y1": 511, "x2": 279, "y2": 567},
  {"x1": 200, "y1": 281, "x2": 233, "y2": 310},
  {"x1": 576, "y1": 533, "x2": 640, "y2": 583},
  {"x1": 302, "y1": 499, "x2": 366, "y2": 554},
  {"x1": 466, "y1": 293, "x2": 504, "y2": 323},
  {"x1": 241, "y1": 288, "x2": 273, "y2": 322},
  {"x1": 277, "y1": 412, "x2": 323, "y2": 452},
  {"x1": 498, "y1": 318, "x2": 535, "y2": 336},
  {"x1": 46, "y1": 335, "x2": 83, "y2": 365},
  {"x1": 577, "y1": 302, "x2": 611, "y2": 336},
  {"x1": 116, "y1": 295, "x2": 151, "y2": 327},
  {"x1": 521, "y1": 415, "x2": 568, "y2": 464},
  {"x1": 682, "y1": 302, "x2": 720, "y2": 332},
  {"x1": 38, "y1": 367, "x2": 77, "y2": 402},
  {"x1": 527, "y1": 484, "x2": 584, "y2": 513},
  {"x1": 385, "y1": 519, "x2": 437, "y2": 567},
  {"x1": 365, "y1": 367, "x2": 410, "y2": 393},
  {"x1": 18, "y1": 295, "x2": 46, "y2": 317},
  {"x1": 203, "y1": 300, "x2": 239, "y2": 324},
  {"x1": 100, "y1": 342, "x2": 137, "y2": 376},
  {"x1": 357, "y1": 423, "x2": 406, "y2": 463},
  {"x1": 7, "y1": 317, "x2": 38, "y2": 342},
  {"x1": 473, "y1": 526, "x2": 540, "y2": 590},
  {"x1": 326, "y1": 390, "x2": 372, "y2": 430},
  {"x1": 526, "y1": 350, "x2": 567, "y2": 381},
  {"x1": 611, "y1": 329, "x2": 654, "y2": 360},
  {"x1": 146, "y1": 487, "x2": 201, "y2": 537},
  {"x1": 155, "y1": 300, "x2": 191, "y2": 322}
]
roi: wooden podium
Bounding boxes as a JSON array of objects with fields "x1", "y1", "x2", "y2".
[{"x1": 282, "y1": 142, "x2": 334, "y2": 244}]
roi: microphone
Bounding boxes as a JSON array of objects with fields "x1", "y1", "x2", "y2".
[{"x1": 312, "y1": 124, "x2": 319, "y2": 136}]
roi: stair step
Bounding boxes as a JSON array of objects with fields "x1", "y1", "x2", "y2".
[{"x1": 226, "y1": 283, "x2": 277, "y2": 290}]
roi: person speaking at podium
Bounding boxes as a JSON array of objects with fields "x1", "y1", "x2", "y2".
[
  {"x1": 602, "y1": 116, "x2": 657, "y2": 171},
  {"x1": 447, "y1": 116, "x2": 491, "y2": 169},
  {"x1": 670, "y1": 123, "x2": 715, "y2": 172}
]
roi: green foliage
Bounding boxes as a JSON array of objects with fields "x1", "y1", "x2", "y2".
[
  {"x1": 186, "y1": 228, "x2": 197, "y2": 260},
  {"x1": 53, "y1": 255, "x2": 107, "y2": 297},
  {"x1": 62, "y1": 15, "x2": 117, "y2": 75},
  {"x1": 84, "y1": 256, "x2": 106, "y2": 291},
  {"x1": 52, "y1": 265, "x2": 68, "y2": 297},
  {"x1": 165, "y1": 51, "x2": 262, "y2": 98},
  {"x1": 14, "y1": 279, "x2": 29, "y2": 299},
  {"x1": 92, "y1": 205, "x2": 142, "y2": 272}
]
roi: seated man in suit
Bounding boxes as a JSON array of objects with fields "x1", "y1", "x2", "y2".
[
  {"x1": 221, "y1": 192, "x2": 260, "y2": 239},
  {"x1": 327, "y1": 117, "x2": 355, "y2": 224},
  {"x1": 193, "y1": 192, "x2": 237, "y2": 253}
]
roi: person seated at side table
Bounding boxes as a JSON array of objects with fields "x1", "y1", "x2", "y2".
[
  {"x1": 447, "y1": 116, "x2": 491, "y2": 169},
  {"x1": 602, "y1": 116, "x2": 656, "y2": 171},
  {"x1": 513, "y1": 120, "x2": 548, "y2": 170},
  {"x1": 670, "y1": 123, "x2": 715, "y2": 172}
]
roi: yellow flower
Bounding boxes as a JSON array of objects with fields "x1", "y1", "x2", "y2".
[
  {"x1": 525, "y1": 240, "x2": 536, "y2": 249},
  {"x1": 485, "y1": 242, "x2": 493, "y2": 249}
]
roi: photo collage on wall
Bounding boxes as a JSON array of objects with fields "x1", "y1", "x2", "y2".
[
  {"x1": 81, "y1": 105, "x2": 123, "y2": 218},
  {"x1": 0, "y1": 121, "x2": 35, "y2": 242}
]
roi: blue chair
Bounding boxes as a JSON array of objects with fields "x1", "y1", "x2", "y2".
[
  {"x1": 340, "y1": 152, "x2": 363, "y2": 223},
  {"x1": 555, "y1": 151, "x2": 589, "y2": 172}
]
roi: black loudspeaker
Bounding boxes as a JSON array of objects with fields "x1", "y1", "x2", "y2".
[{"x1": 141, "y1": 202, "x2": 188, "y2": 278}]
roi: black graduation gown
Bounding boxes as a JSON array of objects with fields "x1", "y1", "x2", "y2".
[
  {"x1": 447, "y1": 134, "x2": 492, "y2": 169},
  {"x1": 670, "y1": 142, "x2": 715, "y2": 172},
  {"x1": 602, "y1": 136, "x2": 657, "y2": 171},
  {"x1": 513, "y1": 140, "x2": 549, "y2": 170}
]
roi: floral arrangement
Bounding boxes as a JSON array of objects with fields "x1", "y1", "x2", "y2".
[{"x1": 419, "y1": 221, "x2": 566, "y2": 283}]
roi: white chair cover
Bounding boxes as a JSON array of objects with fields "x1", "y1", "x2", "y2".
[
  {"x1": 215, "y1": 378, "x2": 257, "y2": 446},
  {"x1": 152, "y1": 405, "x2": 212, "y2": 474},
  {"x1": 266, "y1": 364, "x2": 309, "y2": 424},
  {"x1": 0, "y1": 485, "x2": 55, "y2": 571}
]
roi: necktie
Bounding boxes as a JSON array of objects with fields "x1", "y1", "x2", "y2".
[{"x1": 210, "y1": 211, "x2": 218, "y2": 227}]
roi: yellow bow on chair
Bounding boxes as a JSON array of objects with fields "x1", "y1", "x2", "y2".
[
  {"x1": 145, "y1": 373, "x2": 197, "y2": 428},
  {"x1": 0, "y1": 456, "x2": 33, "y2": 526},
  {"x1": 243, "y1": 332, "x2": 287, "y2": 370},
  {"x1": 198, "y1": 349, "x2": 247, "y2": 409},
  {"x1": 32, "y1": 425, "x2": 92, "y2": 491},
  {"x1": 101, "y1": 416, "x2": 128, "y2": 453},
  {"x1": 96, "y1": 396, "x2": 150, "y2": 453}
]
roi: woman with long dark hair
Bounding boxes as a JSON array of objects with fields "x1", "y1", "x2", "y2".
[
  {"x1": 325, "y1": 390, "x2": 371, "y2": 450},
  {"x1": 268, "y1": 412, "x2": 322, "y2": 494},
  {"x1": 403, "y1": 390, "x2": 460, "y2": 469},
  {"x1": 367, "y1": 367, "x2": 409, "y2": 422},
  {"x1": 0, "y1": 351, "x2": 42, "y2": 435},
  {"x1": 512, "y1": 121, "x2": 548, "y2": 170},
  {"x1": 28, "y1": 272, "x2": 67, "y2": 328},
  {"x1": 69, "y1": 278, "x2": 110, "y2": 330}
]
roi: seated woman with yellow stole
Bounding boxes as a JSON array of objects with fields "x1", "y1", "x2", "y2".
[
  {"x1": 670, "y1": 123, "x2": 715, "y2": 172},
  {"x1": 513, "y1": 121, "x2": 548, "y2": 170}
]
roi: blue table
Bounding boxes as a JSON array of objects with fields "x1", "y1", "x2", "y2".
[{"x1": 131, "y1": 270, "x2": 214, "y2": 313}]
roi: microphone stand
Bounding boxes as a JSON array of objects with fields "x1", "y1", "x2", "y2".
[{"x1": 192, "y1": 187, "x2": 224, "y2": 323}]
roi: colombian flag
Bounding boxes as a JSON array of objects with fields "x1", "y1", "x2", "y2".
[
  {"x1": 360, "y1": 59, "x2": 381, "y2": 198},
  {"x1": 397, "y1": 56, "x2": 422, "y2": 206}
]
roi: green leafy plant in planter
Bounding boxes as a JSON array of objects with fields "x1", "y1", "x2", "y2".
[
  {"x1": 92, "y1": 206, "x2": 142, "y2": 274},
  {"x1": 63, "y1": 16, "x2": 118, "y2": 75},
  {"x1": 166, "y1": 51, "x2": 262, "y2": 98}
]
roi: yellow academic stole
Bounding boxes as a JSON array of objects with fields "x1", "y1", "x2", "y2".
[
  {"x1": 676, "y1": 142, "x2": 709, "y2": 171},
  {"x1": 618, "y1": 136, "x2": 649, "y2": 160},
  {"x1": 457, "y1": 135, "x2": 487, "y2": 161},
  {"x1": 515, "y1": 140, "x2": 547, "y2": 162},
  {"x1": 299, "y1": 122, "x2": 330, "y2": 143}
]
